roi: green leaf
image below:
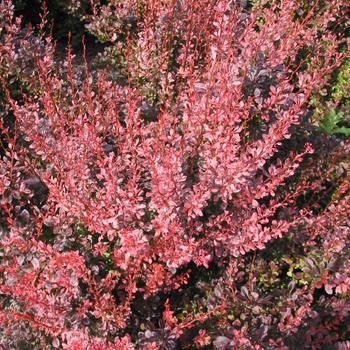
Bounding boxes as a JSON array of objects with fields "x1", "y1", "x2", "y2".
[
  {"x1": 334, "y1": 126, "x2": 350, "y2": 136},
  {"x1": 319, "y1": 109, "x2": 345, "y2": 135}
]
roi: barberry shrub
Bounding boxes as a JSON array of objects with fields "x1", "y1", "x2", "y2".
[{"x1": 0, "y1": 0, "x2": 349, "y2": 348}]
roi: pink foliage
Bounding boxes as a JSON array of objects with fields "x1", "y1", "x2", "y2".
[{"x1": 0, "y1": 0, "x2": 349, "y2": 348}]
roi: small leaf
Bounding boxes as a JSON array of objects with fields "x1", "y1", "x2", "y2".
[
  {"x1": 325, "y1": 284, "x2": 333, "y2": 295},
  {"x1": 213, "y1": 336, "x2": 231, "y2": 350},
  {"x1": 31, "y1": 257, "x2": 40, "y2": 270},
  {"x1": 214, "y1": 284, "x2": 224, "y2": 298},
  {"x1": 52, "y1": 338, "x2": 60, "y2": 348},
  {"x1": 240, "y1": 286, "x2": 249, "y2": 298}
]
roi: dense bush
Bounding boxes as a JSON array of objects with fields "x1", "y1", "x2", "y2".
[{"x1": 0, "y1": 0, "x2": 350, "y2": 348}]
